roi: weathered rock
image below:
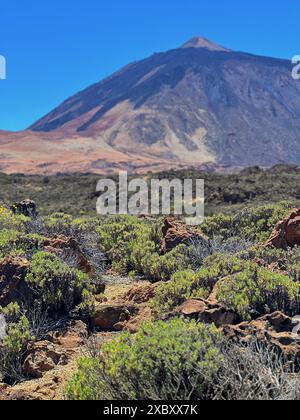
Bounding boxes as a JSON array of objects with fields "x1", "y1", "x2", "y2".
[
  {"x1": 92, "y1": 303, "x2": 138, "y2": 330},
  {"x1": 47, "y1": 321, "x2": 88, "y2": 350},
  {"x1": 224, "y1": 312, "x2": 300, "y2": 367},
  {"x1": 160, "y1": 217, "x2": 208, "y2": 254},
  {"x1": 23, "y1": 341, "x2": 69, "y2": 379},
  {"x1": 0, "y1": 367, "x2": 76, "y2": 401},
  {"x1": 11, "y1": 200, "x2": 37, "y2": 218},
  {"x1": 0, "y1": 256, "x2": 31, "y2": 307},
  {"x1": 114, "y1": 305, "x2": 153, "y2": 334},
  {"x1": 43, "y1": 235, "x2": 99, "y2": 279},
  {"x1": 123, "y1": 283, "x2": 160, "y2": 304},
  {"x1": 172, "y1": 298, "x2": 239, "y2": 327},
  {"x1": 265, "y1": 209, "x2": 300, "y2": 249}
]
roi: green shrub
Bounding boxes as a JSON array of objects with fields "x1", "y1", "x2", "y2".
[
  {"x1": 238, "y1": 246, "x2": 290, "y2": 267},
  {"x1": 0, "y1": 303, "x2": 33, "y2": 384},
  {"x1": 0, "y1": 229, "x2": 45, "y2": 258},
  {"x1": 0, "y1": 207, "x2": 27, "y2": 232},
  {"x1": 66, "y1": 319, "x2": 223, "y2": 400},
  {"x1": 151, "y1": 255, "x2": 253, "y2": 315},
  {"x1": 97, "y1": 216, "x2": 190, "y2": 282},
  {"x1": 217, "y1": 266, "x2": 300, "y2": 320},
  {"x1": 150, "y1": 270, "x2": 209, "y2": 315},
  {"x1": 43, "y1": 212, "x2": 74, "y2": 231},
  {"x1": 25, "y1": 252, "x2": 94, "y2": 318},
  {"x1": 96, "y1": 216, "x2": 155, "y2": 271},
  {"x1": 135, "y1": 245, "x2": 190, "y2": 282},
  {"x1": 202, "y1": 202, "x2": 292, "y2": 242}
]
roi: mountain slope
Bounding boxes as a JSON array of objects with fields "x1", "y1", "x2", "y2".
[{"x1": 1, "y1": 36, "x2": 300, "y2": 174}]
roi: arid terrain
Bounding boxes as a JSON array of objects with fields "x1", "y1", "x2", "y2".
[{"x1": 1, "y1": 170, "x2": 300, "y2": 400}]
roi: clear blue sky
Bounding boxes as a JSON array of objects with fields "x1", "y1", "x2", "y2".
[{"x1": 0, "y1": 0, "x2": 299, "y2": 131}]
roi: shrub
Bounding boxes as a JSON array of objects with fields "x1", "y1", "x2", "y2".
[
  {"x1": 215, "y1": 339, "x2": 300, "y2": 400},
  {"x1": 134, "y1": 245, "x2": 190, "y2": 283},
  {"x1": 187, "y1": 235, "x2": 254, "y2": 270},
  {"x1": 0, "y1": 229, "x2": 45, "y2": 258},
  {"x1": 42, "y1": 213, "x2": 74, "y2": 235},
  {"x1": 150, "y1": 270, "x2": 210, "y2": 315},
  {"x1": 0, "y1": 303, "x2": 33, "y2": 384},
  {"x1": 150, "y1": 255, "x2": 253, "y2": 316},
  {"x1": 0, "y1": 206, "x2": 27, "y2": 232},
  {"x1": 202, "y1": 202, "x2": 293, "y2": 242},
  {"x1": 238, "y1": 246, "x2": 291, "y2": 267},
  {"x1": 66, "y1": 319, "x2": 223, "y2": 400},
  {"x1": 96, "y1": 216, "x2": 190, "y2": 282},
  {"x1": 217, "y1": 266, "x2": 300, "y2": 320},
  {"x1": 66, "y1": 322, "x2": 300, "y2": 401},
  {"x1": 25, "y1": 252, "x2": 94, "y2": 318}
]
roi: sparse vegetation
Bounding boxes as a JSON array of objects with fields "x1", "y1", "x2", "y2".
[{"x1": 1, "y1": 167, "x2": 300, "y2": 400}]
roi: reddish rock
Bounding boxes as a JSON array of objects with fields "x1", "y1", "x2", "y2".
[
  {"x1": 23, "y1": 341, "x2": 69, "y2": 379},
  {"x1": 265, "y1": 209, "x2": 300, "y2": 249},
  {"x1": 92, "y1": 303, "x2": 138, "y2": 330},
  {"x1": 114, "y1": 305, "x2": 153, "y2": 334},
  {"x1": 43, "y1": 235, "x2": 94, "y2": 276},
  {"x1": 0, "y1": 256, "x2": 30, "y2": 307},
  {"x1": 173, "y1": 298, "x2": 238, "y2": 327},
  {"x1": 224, "y1": 312, "x2": 300, "y2": 366},
  {"x1": 178, "y1": 299, "x2": 207, "y2": 316},
  {"x1": 124, "y1": 283, "x2": 160, "y2": 304},
  {"x1": 160, "y1": 217, "x2": 209, "y2": 254},
  {"x1": 47, "y1": 321, "x2": 88, "y2": 350}
]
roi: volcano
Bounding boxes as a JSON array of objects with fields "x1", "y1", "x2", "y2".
[{"x1": 1, "y1": 36, "x2": 300, "y2": 174}]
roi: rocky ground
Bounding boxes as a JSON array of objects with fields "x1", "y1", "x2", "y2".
[
  {"x1": 2, "y1": 204, "x2": 300, "y2": 400},
  {"x1": 0, "y1": 274, "x2": 157, "y2": 400}
]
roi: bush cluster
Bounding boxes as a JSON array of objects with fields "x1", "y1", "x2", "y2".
[
  {"x1": 151, "y1": 255, "x2": 252, "y2": 315},
  {"x1": 66, "y1": 319, "x2": 223, "y2": 400},
  {"x1": 96, "y1": 216, "x2": 190, "y2": 282},
  {"x1": 25, "y1": 251, "x2": 94, "y2": 318},
  {"x1": 0, "y1": 303, "x2": 33, "y2": 384},
  {"x1": 201, "y1": 202, "x2": 292, "y2": 242},
  {"x1": 66, "y1": 319, "x2": 300, "y2": 401},
  {"x1": 217, "y1": 266, "x2": 300, "y2": 320}
]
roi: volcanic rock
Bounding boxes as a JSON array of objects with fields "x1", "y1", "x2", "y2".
[
  {"x1": 160, "y1": 217, "x2": 208, "y2": 254},
  {"x1": 265, "y1": 209, "x2": 300, "y2": 249}
]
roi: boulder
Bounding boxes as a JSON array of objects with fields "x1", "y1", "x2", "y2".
[
  {"x1": 92, "y1": 303, "x2": 138, "y2": 330},
  {"x1": 23, "y1": 341, "x2": 69, "y2": 379},
  {"x1": 172, "y1": 298, "x2": 238, "y2": 327},
  {"x1": 0, "y1": 256, "x2": 31, "y2": 307},
  {"x1": 265, "y1": 208, "x2": 300, "y2": 249},
  {"x1": 160, "y1": 217, "x2": 209, "y2": 254},
  {"x1": 11, "y1": 200, "x2": 37, "y2": 218}
]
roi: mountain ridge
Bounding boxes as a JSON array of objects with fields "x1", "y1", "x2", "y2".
[{"x1": 0, "y1": 36, "x2": 300, "y2": 174}]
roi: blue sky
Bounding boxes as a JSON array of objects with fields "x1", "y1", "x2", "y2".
[{"x1": 0, "y1": 0, "x2": 299, "y2": 131}]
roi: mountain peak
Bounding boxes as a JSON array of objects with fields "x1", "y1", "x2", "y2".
[{"x1": 180, "y1": 36, "x2": 230, "y2": 52}]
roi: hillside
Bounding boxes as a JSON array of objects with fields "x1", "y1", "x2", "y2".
[{"x1": 0, "y1": 37, "x2": 300, "y2": 174}]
